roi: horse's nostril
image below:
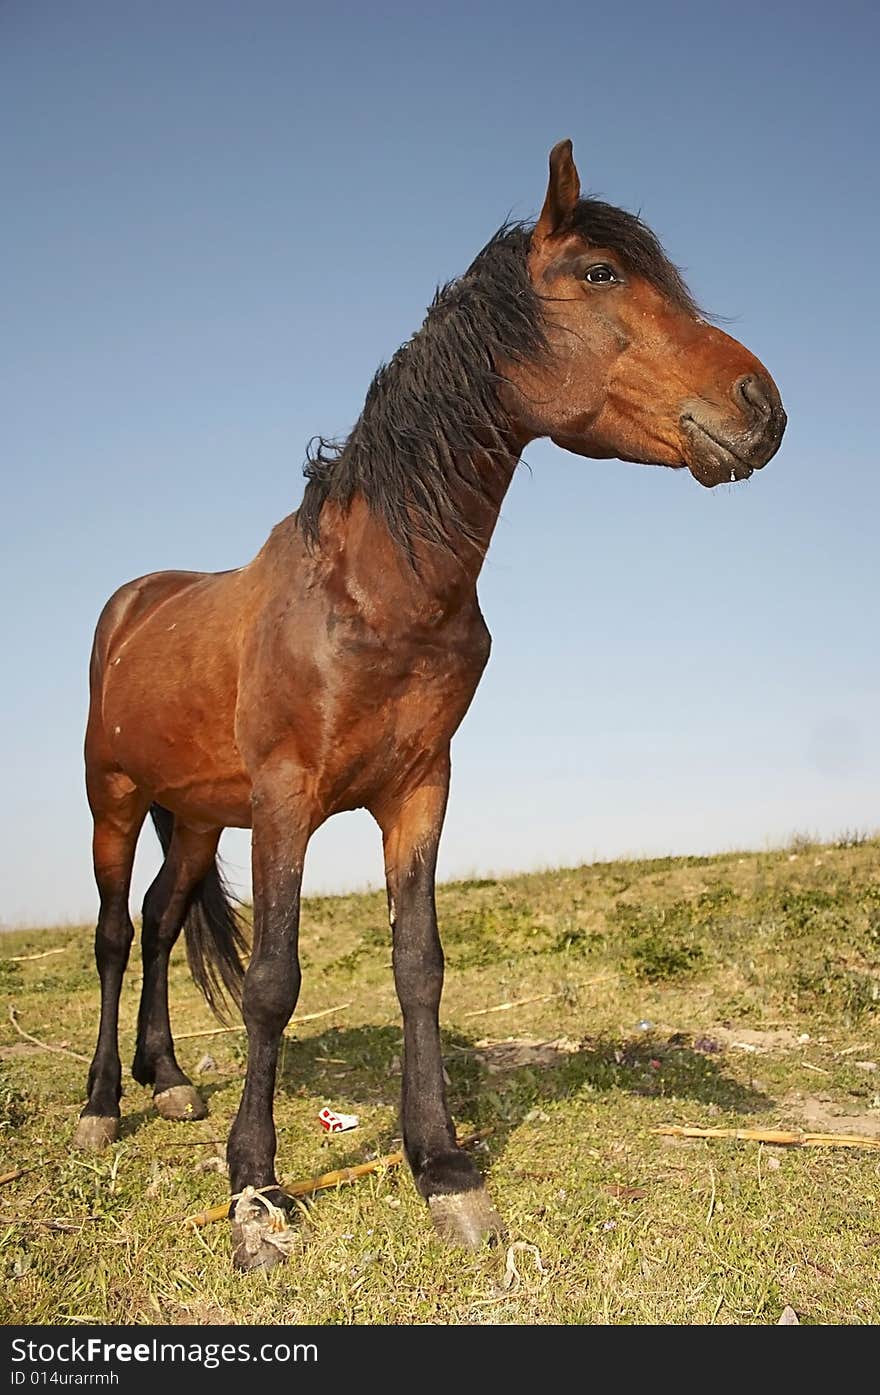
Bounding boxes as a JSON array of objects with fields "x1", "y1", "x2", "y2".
[{"x1": 735, "y1": 373, "x2": 771, "y2": 419}]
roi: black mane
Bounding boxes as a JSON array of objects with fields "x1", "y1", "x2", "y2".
[
  {"x1": 298, "y1": 199, "x2": 696, "y2": 559},
  {"x1": 571, "y1": 199, "x2": 698, "y2": 317}
]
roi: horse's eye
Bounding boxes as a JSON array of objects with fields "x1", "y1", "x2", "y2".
[{"x1": 584, "y1": 263, "x2": 618, "y2": 284}]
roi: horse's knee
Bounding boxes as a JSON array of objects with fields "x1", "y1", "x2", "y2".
[
  {"x1": 141, "y1": 911, "x2": 179, "y2": 957},
  {"x1": 94, "y1": 912, "x2": 134, "y2": 970},
  {"x1": 392, "y1": 935, "x2": 444, "y2": 1012},
  {"x1": 242, "y1": 956, "x2": 300, "y2": 1031},
  {"x1": 141, "y1": 873, "x2": 186, "y2": 952}
]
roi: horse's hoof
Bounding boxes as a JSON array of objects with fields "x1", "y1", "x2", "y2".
[
  {"x1": 230, "y1": 1187, "x2": 298, "y2": 1273},
  {"x1": 154, "y1": 1085, "x2": 207, "y2": 1121},
  {"x1": 428, "y1": 1188, "x2": 505, "y2": 1249},
  {"x1": 73, "y1": 1115, "x2": 119, "y2": 1151},
  {"x1": 231, "y1": 1222, "x2": 290, "y2": 1272}
]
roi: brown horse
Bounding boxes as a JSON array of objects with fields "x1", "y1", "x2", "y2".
[{"x1": 76, "y1": 141, "x2": 785, "y2": 1269}]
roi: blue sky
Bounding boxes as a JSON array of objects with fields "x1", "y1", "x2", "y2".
[{"x1": 2, "y1": 0, "x2": 878, "y2": 926}]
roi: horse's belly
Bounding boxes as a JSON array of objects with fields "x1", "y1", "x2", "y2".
[
  {"x1": 152, "y1": 776, "x2": 254, "y2": 829},
  {"x1": 104, "y1": 677, "x2": 252, "y2": 826}
]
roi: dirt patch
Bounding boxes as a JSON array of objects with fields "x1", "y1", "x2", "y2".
[
  {"x1": 641, "y1": 1024, "x2": 810, "y2": 1054},
  {"x1": 470, "y1": 1027, "x2": 812, "y2": 1071},
  {"x1": 0, "y1": 1042, "x2": 43, "y2": 1060},
  {"x1": 785, "y1": 1091, "x2": 880, "y2": 1139},
  {"x1": 712, "y1": 1026, "x2": 807, "y2": 1053},
  {"x1": 474, "y1": 1037, "x2": 582, "y2": 1074}
]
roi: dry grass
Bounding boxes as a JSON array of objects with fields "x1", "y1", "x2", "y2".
[{"x1": 1, "y1": 836, "x2": 879, "y2": 1325}]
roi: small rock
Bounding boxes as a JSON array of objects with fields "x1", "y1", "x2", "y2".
[
  {"x1": 196, "y1": 1153, "x2": 228, "y2": 1176},
  {"x1": 694, "y1": 1036, "x2": 722, "y2": 1054},
  {"x1": 855, "y1": 1061, "x2": 877, "y2": 1073},
  {"x1": 524, "y1": 1108, "x2": 551, "y2": 1124},
  {"x1": 145, "y1": 1161, "x2": 167, "y2": 1199},
  {"x1": 765, "y1": 1156, "x2": 781, "y2": 1171},
  {"x1": 195, "y1": 1053, "x2": 216, "y2": 1074},
  {"x1": 777, "y1": 1305, "x2": 800, "y2": 1325},
  {"x1": 797, "y1": 1034, "x2": 811, "y2": 1044}
]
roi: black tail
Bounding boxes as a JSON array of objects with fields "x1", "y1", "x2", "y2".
[{"x1": 149, "y1": 804, "x2": 249, "y2": 1024}]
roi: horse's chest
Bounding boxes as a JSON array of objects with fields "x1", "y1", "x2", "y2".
[
  {"x1": 337, "y1": 619, "x2": 488, "y2": 731},
  {"x1": 238, "y1": 597, "x2": 491, "y2": 813},
  {"x1": 311, "y1": 613, "x2": 490, "y2": 807}
]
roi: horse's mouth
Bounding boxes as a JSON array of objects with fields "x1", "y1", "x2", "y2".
[{"x1": 681, "y1": 417, "x2": 757, "y2": 488}]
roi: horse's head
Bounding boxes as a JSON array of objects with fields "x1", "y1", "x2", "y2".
[{"x1": 507, "y1": 140, "x2": 786, "y2": 486}]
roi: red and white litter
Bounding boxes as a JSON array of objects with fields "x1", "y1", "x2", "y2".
[{"x1": 318, "y1": 1106, "x2": 359, "y2": 1133}]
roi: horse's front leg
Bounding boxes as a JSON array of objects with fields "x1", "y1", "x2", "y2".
[
  {"x1": 378, "y1": 756, "x2": 503, "y2": 1248},
  {"x1": 226, "y1": 777, "x2": 308, "y2": 1271}
]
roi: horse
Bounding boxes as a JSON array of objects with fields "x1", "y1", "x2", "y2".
[{"x1": 75, "y1": 140, "x2": 786, "y2": 1269}]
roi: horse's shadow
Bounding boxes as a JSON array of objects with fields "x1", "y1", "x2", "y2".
[{"x1": 275, "y1": 1023, "x2": 772, "y2": 1172}]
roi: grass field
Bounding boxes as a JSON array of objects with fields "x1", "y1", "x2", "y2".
[{"x1": 2, "y1": 835, "x2": 879, "y2": 1326}]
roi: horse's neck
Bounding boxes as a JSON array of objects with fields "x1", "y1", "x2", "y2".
[{"x1": 330, "y1": 445, "x2": 521, "y2": 621}]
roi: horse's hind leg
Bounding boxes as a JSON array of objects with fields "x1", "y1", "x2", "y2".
[
  {"x1": 74, "y1": 773, "x2": 150, "y2": 1150},
  {"x1": 131, "y1": 822, "x2": 221, "y2": 1122}
]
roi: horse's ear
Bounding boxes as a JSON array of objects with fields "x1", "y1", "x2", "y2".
[{"x1": 533, "y1": 139, "x2": 581, "y2": 245}]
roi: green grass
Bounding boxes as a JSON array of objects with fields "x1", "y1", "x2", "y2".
[{"x1": 2, "y1": 836, "x2": 879, "y2": 1325}]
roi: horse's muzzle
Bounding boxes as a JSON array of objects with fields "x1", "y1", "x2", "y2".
[{"x1": 681, "y1": 374, "x2": 787, "y2": 487}]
